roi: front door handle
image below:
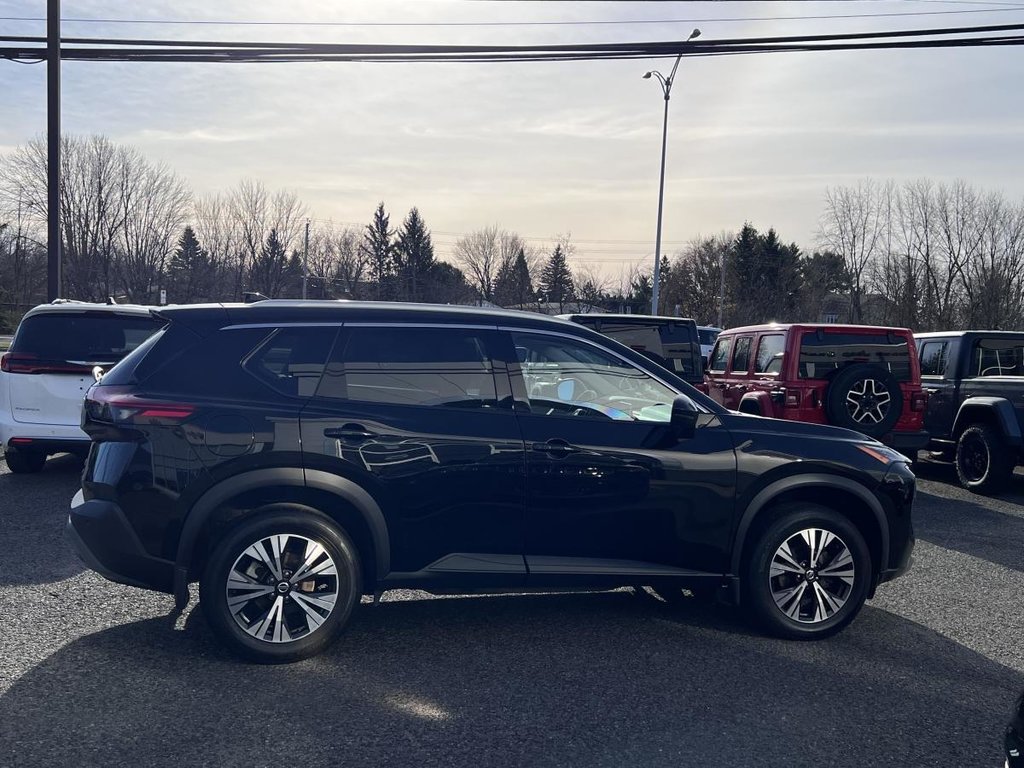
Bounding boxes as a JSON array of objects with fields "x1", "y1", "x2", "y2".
[
  {"x1": 532, "y1": 439, "x2": 579, "y2": 456},
  {"x1": 324, "y1": 424, "x2": 377, "y2": 441}
]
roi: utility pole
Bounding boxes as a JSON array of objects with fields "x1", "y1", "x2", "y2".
[
  {"x1": 302, "y1": 218, "x2": 310, "y2": 299},
  {"x1": 46, "y1": 0, "x2": 61, "y2": 301},
  {"x1": 717, "y1": 245, "x2": 725, "y2": 328}
]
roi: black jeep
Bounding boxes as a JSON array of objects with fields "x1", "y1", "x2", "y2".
[{"x1": 916, "y1": 331, "x2": 1024, "y2": 493}]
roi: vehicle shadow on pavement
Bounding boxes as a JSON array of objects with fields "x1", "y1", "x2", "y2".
[
  {"x1": 0, "y1": 454, "x2": 84, "y2": 586},
  {"x1": 911, "y1": 462, "x2": 1024, "y2": 574},
  {"x1": 1, "y1": 590, "x2": 1019, "y2": 768}
]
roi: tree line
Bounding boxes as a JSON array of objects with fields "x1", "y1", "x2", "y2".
[{"x1": 1, "y1": 134, "x2": 1022, "y2": 333}]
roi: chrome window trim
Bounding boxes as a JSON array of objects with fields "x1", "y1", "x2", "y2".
[
  {"x1": 344, "y1": 322, "x2": 497, "y2": 330},
  {"x1": 222, "y1": 322, "x2": 344, "y2": 330},
  {"x1": 498, "y1": 324, "x2": 704, "y2": 410}
]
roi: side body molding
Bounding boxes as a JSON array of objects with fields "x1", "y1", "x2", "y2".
[
  {"x1": 729, "y1": 473, "x2": 889, "y2": 578},
  {"x1": 172, "y1": 467, "x2": 390, "y2": 608}
]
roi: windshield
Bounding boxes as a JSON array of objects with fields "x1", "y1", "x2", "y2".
[{"x1": 12, "y1": 312, "x2": 164, "y2": 364}]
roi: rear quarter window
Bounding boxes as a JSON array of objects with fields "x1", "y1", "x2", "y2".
[{"x1": 799, "y1": 332, "x2": 912, "y2": 381}]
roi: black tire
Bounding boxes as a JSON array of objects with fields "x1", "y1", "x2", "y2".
[
  {"x1": 4, "y1": 449, "x2": 47, "y2": 474},
  {"x1": 824, "y1": 364, "x2": 903, "y2": 438},
  {"x1": 743, "y1": 504, "x2": 871, "y2": 640},
  {"x1": 200, "y1": 505, "x2": 361, "y2": 664},
  {"x1": 955, "y1": 423, "x2": 1014, "y2": 494}
]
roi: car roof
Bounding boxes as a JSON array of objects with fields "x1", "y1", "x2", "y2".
[
  {"x1": 719, "y1": 323, "x2": 914, "y2": 336},
  {"x1": 156, "y1": 300, "x2": 585, "y2": 330},
  {"x1": 559, "y1": 313, "x2": 697, "y2": 326},
  {"x1": 22, "y1": 301, "x2": 157, "y2": 318},
  {"x1": 915, "y1": 330, "x2": 1024, "y2": 339}
]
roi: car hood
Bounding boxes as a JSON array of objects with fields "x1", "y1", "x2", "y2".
[{"x1": 718, "y1": 411, "x2": 878, "y2": 446}]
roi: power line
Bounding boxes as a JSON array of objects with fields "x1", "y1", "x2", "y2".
[{"x1": 2, "y1": 5, "x2": 1024, "y2": 28}]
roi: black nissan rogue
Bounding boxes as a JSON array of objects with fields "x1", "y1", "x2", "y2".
[{"x1": 67, "y1": 301, "x2": 915, "y2": 663}]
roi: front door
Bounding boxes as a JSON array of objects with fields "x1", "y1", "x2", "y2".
[
  {"x1": 300, "y1": 324, "x2": 527, "y2": 584},
  {"x1": 501, "y1": 329, "x2": 737, "y2": 582}
]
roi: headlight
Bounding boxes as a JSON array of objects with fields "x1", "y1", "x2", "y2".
[{"x1": 856, "y1": 443, "x2": 911, "y2": 465}]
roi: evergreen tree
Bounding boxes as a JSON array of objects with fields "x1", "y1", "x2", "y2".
[
  {"x1": 166, "y1": 225, "x2": 213, "y2": 303},
  {"x1": 249, "y1": 228, "x2": 290, "y2": 298},
  {"x1": 540, "y1": 244, "x2": 574, "y2": 312},
  {"x1": 394, "y1": 207, "x2": 435, "y2": 302},
  {"x1": 361, "y1": 202, "x2": 395, "y2": 300},
  {"x1": 493, "y1": 247, "x2": 534, "y2": 307},
  {"x1": 426, "y1": 261, "x2": 473, "y2": 304}
]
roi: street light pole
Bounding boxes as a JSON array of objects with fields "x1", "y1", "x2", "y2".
[
  {"x1": 644, "y1": 28, "x2": 699, "y2": 316},
  {"x1": 47, "y1": 0, "x2": 61, "y2": 302}
]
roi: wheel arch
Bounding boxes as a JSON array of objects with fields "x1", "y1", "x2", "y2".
[
  {"x1": 953, "y1": 398, "x2": 1023, "y2": 447},
  {"x1": 730, "y1": 474, "x2": 888, "y2": 586},
  {"x1": 173, "y1": 468, "x2": 390, "y2": 607},
  {"x1": 737, "y1": 391, "x2": 771, "y2": 416}
]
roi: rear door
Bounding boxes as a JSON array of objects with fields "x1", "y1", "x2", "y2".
[
  {"x1": 919, "y1": 338, "x2": 956, "y2": 440},
  {"x1": 749, "y1": 333, "x2": 786, "y2": 413},
  {"x1": 299, "y1": 323, "x2": 527, "y2": 583},
  {"x1": 6, "y1": 310, "x2": 162, "y2": 426}
]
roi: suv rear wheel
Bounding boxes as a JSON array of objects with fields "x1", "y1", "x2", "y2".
[
  {"x1": 744, "y1": 504, "x2": 871, "y2": 640},
  {"x1": 200, "y1": 506, "x2": 361, "y2": 664},
  {"x1": 4, "y1": 448, "x2": 47, "y2": 474},
  {"x1": 955, "y1": 423, "x2": 1014, "y2": 494},
  {"x1": 824, "y1": 364, "x2": 903, "y2": 438}
]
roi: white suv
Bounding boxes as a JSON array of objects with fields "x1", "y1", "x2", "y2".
[{"x1": 0, "y1": 301, "x2": 163, "y2": 473}]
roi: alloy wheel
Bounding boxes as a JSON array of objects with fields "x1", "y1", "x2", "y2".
[
  {"x1": 226, "y1": 534, "x2": 339, "y2": 644},
  {"x1": 959, "y1": 433, "x2": 990, "y2": 482},
  {"x1": 769, "y1": 528, "x2": 855, "y2": 624},
  {"x1": 845, "y1": 378, "x2": 892, "y2": 424}
]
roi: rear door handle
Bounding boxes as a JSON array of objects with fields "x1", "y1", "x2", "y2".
[
  {"x1": 324, "y1": 424, "x2": 377, "y2": 441},
  {"x1": 532, "y1": 439, "x2": 579, "y2": 456},
  {"x1": 925, "y1": 388, "x2": 939, "y2": 395}
]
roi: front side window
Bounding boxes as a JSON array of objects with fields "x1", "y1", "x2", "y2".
[
  {"x1": 317, "y1": 326, "x2": 498, "y2": 408},
  {"x1": 972, "y1": 338, "x2": 1024, "y2": 377},
  {"x1": 731, "y1": 336, "x2": 753, "y2": 374},
  {"x1": 919, "y1": 341, "x2": 949, "y2": 377},
  {"x1": 755, "y1": 334, "x2": 786, "y2": 375},
  {"x1": 708, "y1": 337, "x2": 732, "y2": 373},
  {"x1": 512, "y1": 332, "x2": 678, "y2": 422}
]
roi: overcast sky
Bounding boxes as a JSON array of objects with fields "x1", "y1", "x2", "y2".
[{"x1": 2, "y1": 0, "x2": 1023, "y2": 275}]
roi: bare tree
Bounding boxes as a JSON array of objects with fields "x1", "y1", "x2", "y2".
[
  {"x1": 570, "y1": 262, "x2": 610, "y2": 312},
  {"x1": 332, "y1": 226, "x2": 368, "y2": 298},
  {"x1": 194, "y1": 192, "x2": 240, "y2": 300}
]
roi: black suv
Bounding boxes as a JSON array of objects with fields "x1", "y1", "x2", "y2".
[
  {"x1": 917, "y1": 331, "x2": 1024, "y2": 493},
  {"x1": 68, "y1": 301, "x2": 915, "y2": 663}
]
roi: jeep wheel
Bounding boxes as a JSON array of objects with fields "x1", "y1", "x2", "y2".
[
  {"x1": 200, "y1": 506, "x2": 361, "y2": 664},
  {"x1": 744, "y1": 505, "x2": 871, "y2": 640},
  {"x1": 955, "y1": 424, "x2": 1014, "y2": 494},
  {"x1": 824, "y1": 364, "x2": 903, "y2": 438},
  {"x1": 3, "y1": 448, "x2": 47, "y2": 474}
]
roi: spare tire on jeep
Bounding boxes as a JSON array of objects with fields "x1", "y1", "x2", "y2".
[{"x1": 824, "y1": 363, "x2": 903, "y2": 438}]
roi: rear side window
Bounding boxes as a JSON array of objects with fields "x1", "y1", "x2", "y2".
[
  {"x1": 243, "y1": 327, "x2": 337, "y2": 397},
  {"x1": 731, "y1": 336, "x2": 752, "y2": 374},
  {"x1": 798, "y1": 332, "x2": 912, "y2": 381},
  {"x1": 919, "y1": 341, "x2": 949, "y2": 377},
  {"x1": 317, "y1": 326, "x2": 497, "y2": 408},
  {"x1": 13, "y1": 312, "x2": 163, "y2": 363},
  {"x1": 708, "y1": 337, "x2": 732, "y2": 373},
  {"x1": 755, "y1": 334, "x2": 786, "y2": 374},
  {"x1": 971, "y1": 338, "x2": 1024, "y2": 377},
  {"x1": 144, "y1": 328, "x2": 273, "y2": 400}
]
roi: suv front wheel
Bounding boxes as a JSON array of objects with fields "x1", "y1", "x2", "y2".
[
  {"x1": 744, "y1": 504, "x2": 871, "y2": 640},
  {"x1": 200, "y1": 505, "x2": 362, "y2": 664}
]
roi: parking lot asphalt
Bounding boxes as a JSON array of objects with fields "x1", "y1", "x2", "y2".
[{"x1": 1, "y1": 455, "x2": 1021, "y2": 768}]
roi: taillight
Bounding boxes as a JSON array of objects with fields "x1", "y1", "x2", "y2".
[
  {"x1": 1, "y1": 353, "x2": 94, "y2": 375},
  {"x1": 785, "y1": 388, "x2": 801, "y2": 407},
  {"x1": 84, "y1": 386, "x2": 195, "y2": 426},
  {"x1": 911, "y1": 391, "x2": 928, "y2": 412}
]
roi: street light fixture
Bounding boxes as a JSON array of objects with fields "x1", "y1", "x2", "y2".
[{"x1": 644, "y1": 27, "x2": 700, "y2": 316}]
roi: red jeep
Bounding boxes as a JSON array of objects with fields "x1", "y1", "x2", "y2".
[{"x1": 705, "y1": 323, "x2": 929, "y2": 453}]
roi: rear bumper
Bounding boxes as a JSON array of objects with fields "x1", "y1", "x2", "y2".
[
  {"x1": 66, "y1": 489, "x2": 173, "y2": 593},
  {"x1": 0, "y1": 413, "x2": 91, "y2": 454},
  {"x1": 883, "y1": 430, "x2": 930, "y2": 454}
]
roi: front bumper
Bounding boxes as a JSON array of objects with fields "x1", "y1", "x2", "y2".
[{"x1": 67, "y1": 489, "x2": 174, "y2": 593}]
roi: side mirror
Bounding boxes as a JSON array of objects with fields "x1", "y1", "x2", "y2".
[{"x1": 671, "y1": 394, "x2": 699, "y2": 439}]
